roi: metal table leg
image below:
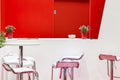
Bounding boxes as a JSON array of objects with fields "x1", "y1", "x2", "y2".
[{"x1": 19, "y1": 46, "x2": 23, "y2": 80}]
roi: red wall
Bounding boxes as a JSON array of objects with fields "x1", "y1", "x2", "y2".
[
  {"x1": 1, "y1": 0, "x2": 105, "y2": 38},
  {"x1": 90, "y1": 0, "x2": 105, "y2": 38},
  {"x1": 54, "y1": 0, "x2": 89, "y2": 38},
  {"x1": 1, "y1": 0, "x2": 54, "y2": 38},
  {"x1": 0, "y1": 0, "x2": 1, "y2": 30}
]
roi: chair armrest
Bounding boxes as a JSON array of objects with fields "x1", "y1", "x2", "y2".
[
  {"x1": 2, "y1": 63, "x2": 13, "y2": 71},
  {"x1": 62, "y1": 53, "x2": 84, "y2": 61}
]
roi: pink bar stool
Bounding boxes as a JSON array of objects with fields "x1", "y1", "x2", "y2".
[
  {"x1": 52, "y1": 54, "x2": 84, "y2": 80},
  {"x1": 99, "y1": 54, "x2": 119, "y2": 80}
]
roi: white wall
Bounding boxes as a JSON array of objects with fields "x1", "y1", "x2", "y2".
[
  {"x1": 98, "y1": 0, "x2": 120, "y2": 80},
  {"x1": 0, "y1": 0, "x2": 120, "y2": 80}
]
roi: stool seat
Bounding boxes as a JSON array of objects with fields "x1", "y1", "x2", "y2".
[
  {"x1": 11, "y1": 67, "x2": 34, "y2": 73},
  {"x1": 56, "y1": 62, "x2": 79, "y2": 68},
  {"x1": 99, "y1": 54, "x2": 117, "y2": 61}
]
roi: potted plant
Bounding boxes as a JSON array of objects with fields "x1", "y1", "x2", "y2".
[
  {"x1": 5, "y1": 25, "x2": 16, "y2": 39},
  {"x1": 79, "y1": 25, "x2": 89, "y2": 39},
  {"x1": 0, "y1": 31, "x2": 6, "y2": 48}
]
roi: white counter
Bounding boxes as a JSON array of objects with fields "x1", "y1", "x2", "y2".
[{"x1": 0, "y1": 38, "x2": 120, "y2": 80}]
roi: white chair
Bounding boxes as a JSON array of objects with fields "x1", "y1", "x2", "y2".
[
  {"x1": 1, "y1": 55, "x2": 37, "y2": 80},
  {"x1": 2, "y1": 63, "x2": 39, "y2": 80}
]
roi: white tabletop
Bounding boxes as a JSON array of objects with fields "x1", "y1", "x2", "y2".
[{"x1": 5, "y1": 38, "x2": 40, "y2": 46}]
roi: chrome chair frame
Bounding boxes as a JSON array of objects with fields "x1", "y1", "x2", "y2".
[
  {"x1": 2, "y1": 63, "x2": 39, "y2": 80},
  {"x1": 1, "y1": 55, "x2": 37, "y2": 80}
]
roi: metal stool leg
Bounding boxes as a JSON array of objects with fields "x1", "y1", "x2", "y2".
[
  {"x1": 34, "y1": 71, "x2": 39, "y2": 80},
  {"x1": 1, "y1": 66, "x2": 4, "y2": 80},
  {"x1": 71, "y1": 68, "x2": 74, "y2": 80},
  {"x1": 51, "y1": 65, "x2": 54, "y2": 80},
  {"x1": 110, "y1": 61, "x2": 113, "y2": 80},
  {"x1": 63, "y1": 68, "x2": 67, "y2": 80}
]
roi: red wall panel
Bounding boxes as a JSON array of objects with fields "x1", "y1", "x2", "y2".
[
  {"x1": 90, "y1": 0, "x2": 105, "y2": 39},
  {"x1": 1, "y1": 0, "x2": 54, "y2": 38},
  {"x1": 54, "y1": 0, "x2": 105, "y2": 38},
  {"x1": 0, "y1": 0, "x2": 1, "y2": 30},
  {"x1": 54, "y1": 0, "x2": 89, "y2": 38}
]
